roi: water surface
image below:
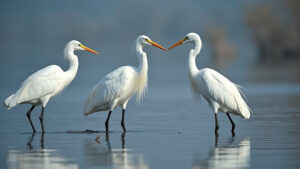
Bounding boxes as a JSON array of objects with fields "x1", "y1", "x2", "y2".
[{"x1": 1, "y1": 84, "x2": 300, "y2": 169}]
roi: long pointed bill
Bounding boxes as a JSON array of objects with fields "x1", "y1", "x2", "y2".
[
  {"x1": 148, "y1": 40, "x2": 168, "y2": 51},
  {"x1": 168, "y1": 39, "x2": 185, "y2": 50},
  {"x1": 80, "y1": 44, "x2": 99, "y2": 54}
]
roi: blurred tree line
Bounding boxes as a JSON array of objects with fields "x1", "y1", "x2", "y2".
[{"x1": 246, "y1": 0, "x2": 300, "y2": 65}]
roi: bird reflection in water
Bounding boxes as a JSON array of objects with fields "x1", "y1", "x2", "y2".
[
  {"x1": 85, "y1": 132, "x2": 148, "y2": 169},
  {"x1": 7, "y1": 134, "x2": 78, "y2": 169},
  {"x1": 193, "y1": 135, "x2": 250, "y2": 169}
]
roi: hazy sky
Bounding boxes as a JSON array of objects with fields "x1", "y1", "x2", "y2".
[{"x1": 0, "y1": 0, "x2": 288, "y2": 85}]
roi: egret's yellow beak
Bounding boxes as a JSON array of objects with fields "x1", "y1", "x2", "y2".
[
  {"x1": 80, "y1": 44, "x2": 99, "y2": 54},
  {"x1": 146, "y1": 39, "x2": 168, "y2": 51},
  {"x1": 168, "y1": 37, "x2": 188, "y2": 50}
]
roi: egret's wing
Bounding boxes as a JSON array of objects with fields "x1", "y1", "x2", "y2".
[
  {"x1": 12, "y1": 65, "x2": 63, "y2": 104},
  {"x1": 102, "y1": 66, "x2": 135, "y2": 101},
  {"x1": 84, "y1": 66, "x2": 135, "y2": 115},
  {"x1": 199, "y1": 69, "x2": 251, "y2": 119}
]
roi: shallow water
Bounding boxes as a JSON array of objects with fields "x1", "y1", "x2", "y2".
[{"x1": 0, "y1": 84, "x2": 300, "y2": 169}]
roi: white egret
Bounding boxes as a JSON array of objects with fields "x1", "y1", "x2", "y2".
[
  {"x1": 4, "y1": 40, "x2": 99, "y2": 133},
  {"x1": 84, "y1": 35, "x2": 167, "y2": 132},
  {"x1": 168, "y1": 32, "x2": 251, "y2": 134}
]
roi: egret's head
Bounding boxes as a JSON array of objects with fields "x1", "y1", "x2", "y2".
[
  {"x1": 137, "y1": 35, "x2": 167, "y2": 51},
  {"x1": 168, "y1": 32, "x2": 201, "y2": 50},
  {"x1": 185, "y1": 32, "x2": 200, "y2": 43},
  {"x1": 67, "y1": 40, "x2": 99, "y2": 54}
]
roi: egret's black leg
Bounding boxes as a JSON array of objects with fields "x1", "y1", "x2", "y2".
[
  {"x1": 121, "y1": 109, "x2": 126, "y2": 132},
  {"x1": 214, "y1": 113, "x2": 219, "y2": 135},
  {"x1": 105, "y1": 111, "x2": 112, "y2": 132},
  {"x1": 26, "y1": 105, "x2": 36, "y2": 133},
  {"x1": 226, "y1": 113, "x2": 235, "y2": 134},
  {"x1": 39, "y1": 107, "x2": 45, "y2": 133}
]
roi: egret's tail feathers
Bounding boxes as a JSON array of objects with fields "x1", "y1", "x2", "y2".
[
  {"x1": 83, "y1": 110, "x2": 92, "y2": 116},
  {"x1": 241, "y1": 106, "x2": 251, "y2": 119},
  {"x1": 235, "y1": 85, "x2": 252, "y2": 119},
  {"x1": 4, "y1": 94, "x2": 16, "y2": 110},
  {"x1": 83, "y1": 104, "x2": 97, "y2": 117},
  {"x1": 237, "y1": 98, "x2": 251, "y2": 120},
  {"x1": 84, "y1": 100, "x2": 92, "y2": 116},
  {"x1": 84, "y1": 108, "x2": 99, "y2": 116},
  {"x1": 238, "y1": 97, "x2": 252, "y2": 119}
]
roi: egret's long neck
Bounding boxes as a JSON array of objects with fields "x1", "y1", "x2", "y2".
[
  {"x1": 64, "y1": 46, "x2": 79, "y2": 81},
  {"x1": 188, "y1": 38, "x2": 201, "y2": 76},
  {"x1": 136, "y1": 43, "x2": 148, "y2": 76},
  {"x1": 134, "y1": 41, "x2": 148, "y2": 101}
]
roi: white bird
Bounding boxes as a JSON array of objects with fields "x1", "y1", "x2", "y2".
[
  {"x1": 168, "y1": 32, "x2": 251, "y2": 134},
  {"x1": 84, "y1": 35, "x2": 167, "y2": 132},
  {"x1": 4, "y1": 40, "x2": 98, "y2": 133}
]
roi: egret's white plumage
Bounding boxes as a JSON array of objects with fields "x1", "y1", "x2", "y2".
[
  {"x1": 84, "y1": 66, "x2": 145, "y2": 115},
  {"x1": 5, "y1": 65, "x2": 64, "y2": 109},
  {"x1": 169, "y1": 32, "x2": 251, "y2": 134},
  {"x1": 4, "y1": 40, "x2": 98, "y2": 133},
  {"x1": 191, "y1": 68, "x2": 250, "y2": 119},
  {"x1": 84, "y1": 35, "x2": 167, "y2": 132}
]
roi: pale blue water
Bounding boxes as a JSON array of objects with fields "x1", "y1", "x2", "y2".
[{"x1": 0, "y1": 84, "x2": 300, "y2": 169}]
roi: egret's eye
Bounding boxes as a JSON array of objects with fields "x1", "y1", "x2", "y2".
[
  {"x1": 78, "y1": 44, "x2": 81, "y2": 47},
  {"x1": 185, "y1": 36, "x2": 189, "y2": 40}
]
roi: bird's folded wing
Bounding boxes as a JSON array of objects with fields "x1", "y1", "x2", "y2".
[
  {"x1": 13, "y1": 65, "x2": 63, "y2": 104},
  {"x1": 201, "y1": 70, "x2": 246, "y2": 113},
  {"x1": 85, "y1": 66, "x2": 135, "y2": 111}
]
